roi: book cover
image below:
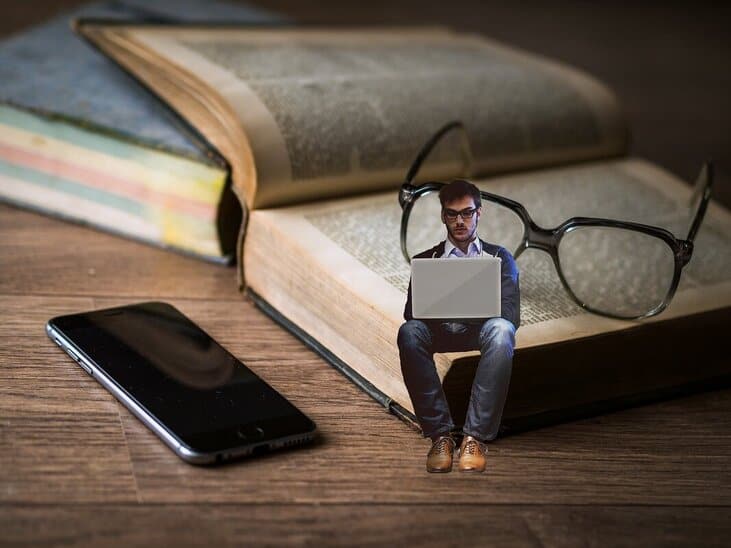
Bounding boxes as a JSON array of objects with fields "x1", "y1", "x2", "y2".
[{"x1": 0, "y1": 0, "x2": 281, "y2": 261}]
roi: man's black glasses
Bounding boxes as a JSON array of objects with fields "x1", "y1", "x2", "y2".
[
  {"x1": 444, "y1": 207, "x2": 478, "y2": 221},
  {"x1": 399, "y1": 121, "x2": 714, "y2": 320}
]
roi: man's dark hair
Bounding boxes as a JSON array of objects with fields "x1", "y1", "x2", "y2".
[{"x1": 438, "y1": 179, "x2": 481, "y2": 209}]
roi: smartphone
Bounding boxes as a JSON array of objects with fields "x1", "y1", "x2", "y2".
[{"x1": 46, "y1": 301, "x2": 317, "y2": 464}]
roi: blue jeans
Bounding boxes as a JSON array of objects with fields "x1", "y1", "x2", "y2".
[{"x1": 397, "y1": 318, "x2": 516, "y2": 441}]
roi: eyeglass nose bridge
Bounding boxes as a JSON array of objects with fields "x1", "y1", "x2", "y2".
[{"x1": 522, "y1": 225, "x2": 560, "y2": 255}]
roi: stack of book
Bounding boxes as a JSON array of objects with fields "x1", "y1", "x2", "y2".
[
  {"x1": 3, "y1": 4, "x2": 729, "y2": 433},
  {"x1": 0, "y1": 0, "x2": 277, "y2": 262}
]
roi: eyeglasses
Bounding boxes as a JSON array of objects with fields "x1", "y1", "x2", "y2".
[
  {"x1": 444, "y1": 207, "x2": 478, "y2": 221},
  {"x1": 399, "y1": 121, "x2": 714, "y2": 320}
]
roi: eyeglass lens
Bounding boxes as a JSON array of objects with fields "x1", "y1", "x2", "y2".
[{"x1": 558, "y1": 226, "x2": 676, "y2": 317}]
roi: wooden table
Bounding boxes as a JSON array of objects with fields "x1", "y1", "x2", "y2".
[
  {"x1": 4, "y1": 203, "x2": 731, "y2": 544},
  {"x1": 3, "y1": 1, "x2": 730, "y2": 545}
]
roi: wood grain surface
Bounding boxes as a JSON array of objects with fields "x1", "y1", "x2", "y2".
[
  {"x1": 3, "y1": 201, "x2": 731, "y2": 544},
  {"x1": 2, "y1": 1, "x2": 731, "y2": 545},
  {"x1": 5, "y1": 505, "x2": 731, "y2": 547}
]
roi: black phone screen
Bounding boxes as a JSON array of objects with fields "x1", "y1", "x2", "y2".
[{"x1": 50, "y1": 302, "x2": 315, "y2": 453}]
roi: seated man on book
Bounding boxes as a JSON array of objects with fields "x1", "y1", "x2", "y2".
[{"x1": 398, "y1": 180, "x2": 520, "y2": 473}]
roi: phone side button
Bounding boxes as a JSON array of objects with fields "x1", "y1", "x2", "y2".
[{"x1": 78, "y1": 361, "x2": 92, "y2": 376}]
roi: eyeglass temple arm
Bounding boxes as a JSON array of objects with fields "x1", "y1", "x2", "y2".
[
  {"x1": 686, "y1": 161, "x2": 714, "y2": 243},
  {"x1": 403, "y1": 120, "x2": 473, "y2": 186}
]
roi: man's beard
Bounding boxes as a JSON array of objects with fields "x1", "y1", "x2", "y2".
[{"x1": 448, "y1": 224, "x2": 475, "y2": 243}]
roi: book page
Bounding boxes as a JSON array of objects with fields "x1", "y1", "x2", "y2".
[
  {"x1": 255, "y1": 158, "x2": 731, "y2": 350},
  {"x1": 86, "y1": 26, "x2": 627, "y2": 209}
]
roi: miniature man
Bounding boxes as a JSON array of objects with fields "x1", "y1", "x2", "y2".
[{"x1": 398, "y1": 179, "x2": 520, "y2": 473}]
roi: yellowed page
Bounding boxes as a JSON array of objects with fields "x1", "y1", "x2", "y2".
[{"x1": 82, "y1": 25, "x2": 628, "y2": 209}]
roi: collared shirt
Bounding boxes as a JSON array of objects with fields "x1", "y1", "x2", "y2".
[
  {"x1": 442, "y1": 235, "x2": 482, "y2": 333},
  {"x1": 442, "y1": 235, "x2": 482, "y2": 258}
]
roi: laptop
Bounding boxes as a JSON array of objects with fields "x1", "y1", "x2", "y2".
[{"x1": 411, "y1": 257, "x2": 501, "y2": 320}]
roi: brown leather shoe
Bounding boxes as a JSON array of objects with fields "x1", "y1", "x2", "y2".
[
  {"x1": 458, "y1": 435, "x2": 487, "y2": 473},
  {"x1": 426, "y1": 435, "x2": 456, "y2": 473}
]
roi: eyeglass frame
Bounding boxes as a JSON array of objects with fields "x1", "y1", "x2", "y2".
[
  {"x1": 398, "y1": 121, "x2": 714, "y2": 320},
  {"x1": 443, "y1": 207, "x2": 478, "y2": 221}
]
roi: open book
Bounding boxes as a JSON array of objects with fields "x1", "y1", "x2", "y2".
[{"x1": 79, "y1": 24, "x2": 731, "y2": 431}]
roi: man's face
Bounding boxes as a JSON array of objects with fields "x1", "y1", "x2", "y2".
[{"x1": 441, "y1": 194, "x2": 481, "y2": 245}]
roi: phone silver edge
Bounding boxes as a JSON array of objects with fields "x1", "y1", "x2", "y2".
[{"x1": 46, "y1": 322, "x2": 317, "y2": 465}]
